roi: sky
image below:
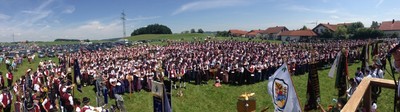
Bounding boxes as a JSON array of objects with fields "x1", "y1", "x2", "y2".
[{"x1": 0, "y1": 0, "x2": 399, "y2": 42}]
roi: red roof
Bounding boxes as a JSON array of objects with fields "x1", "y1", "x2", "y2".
[
  {"x1": 379, "y1": 21, "x2": 400, "y2": 31},
  {"x1": 246, "y1": 30, "x2": 263, "y2": 36},
  {"x1": 314, "y1": 23, "x2": 352, "y2": 32},
  {"x1": 279, "y1": 30, "x2": 317, "y2": 37},
  {"x1": 229, "y1": 29, "x2": 247, "y2": 35},
  {"x1": 319, "y1": 24, "x2": 338, "y2": 31},
  {"x1": 262, "y1": 26, "x2": 287, "y2": 34}
]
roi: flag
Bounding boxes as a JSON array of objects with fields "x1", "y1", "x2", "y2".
[
  {"x1": 163, "y1": 86, "x2": 172, "y2": 112},
  {"x1": 328, "y1": 52, "x2": 341, "y2": 78},
  {"x1": 372, "y1": 42, "x2": 379, "y2": 56},
  {"x1": 335, "y1": 50, "x2": 348, "y2": 97},
  {"x1": 268, "y1": 64, "x2": 301, "y2": 112},
  {"x1": 304, "y1": 62, "x2": 320, "y2": 111},
  {"x1": 73, "y1": 59, "x2": 82, "y2": 92}
]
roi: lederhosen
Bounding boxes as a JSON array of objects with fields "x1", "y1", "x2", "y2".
[
  {"x1": 238, "y1": 67, "x2": 245, "y2": 85},
  {"x1": 228, "y1": 65, "x2": 235, "y2": 84},
  {"x1": 179, "y1": 68, "x2": 186, "y2": 83},
  {"x1": 185, "y1": 66, "x2": 193, "y2": 83},
  {"x1": 247, "y1": 66, "x2": 255, "y2": 84},
  {"x1": 194, "y1": 66, "x2": 201, "y2": 85},
  {"x1": 202, "y1": 65, "x2": 209, "y2": 83},
  {"x1": 255, "y1": 65, "x2": 262, "y2": 82}
]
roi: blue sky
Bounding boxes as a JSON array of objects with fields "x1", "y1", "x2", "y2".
[{"x1": 0, "y1": 0, "x2": 399, "y2": 42}]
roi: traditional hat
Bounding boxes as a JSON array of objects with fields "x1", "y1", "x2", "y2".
[{"x1": 82, "y1": 97, "x2": 90, "y2": 104}]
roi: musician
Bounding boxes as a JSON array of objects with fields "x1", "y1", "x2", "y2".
[
  {"x1": 202, "y1": 62, "x2": 210, "y2": 84},
  {"x1": 81, "y1": 97, "x2": 96, "y2": 112},
  {"x1": 61, "y1": 87, "x2": 74, "y2": 112},
  {"x1": 42, "y1": 93, "x2": 54, "y2": 112},
  {"x1": 0, "y1": 73, "x2": 4, "y2": 89},
  {"x1": 14, "y1": 86, "x2": 23, "y2": 112},
  {"x1": 74, "y1": 98, "x2": 81, "y2": 112},
  {"x1": 32, "y1": 97, "x2": 41, "y2": 112},
  {"x1": 248, "y1": 63, "x2": 255, "y2": 84},
  {"x1": 0, "y1": 89, "x2": 11, "y2": 112},
  {"x1": 5, "y1": 71, "x2": 12, "y2": 87},
  {"x1": 113, "y1": 82, "x2": 126, "y2": 112}
]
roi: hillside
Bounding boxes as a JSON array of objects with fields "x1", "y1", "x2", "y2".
[{"x1": 125, "y1": 33, "x2": 211, "y2": 41}]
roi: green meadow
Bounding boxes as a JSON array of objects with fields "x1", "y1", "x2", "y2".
[{"x1": 4, "y1": 34, "x2": 397, "y2": 112}]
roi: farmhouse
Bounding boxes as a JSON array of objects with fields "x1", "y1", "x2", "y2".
[
  {"x1": 261, "y1": 26, "x2": 288, "y2": 39},
  {"x1": 378, "y1": 20, "x2": 400, "y2": 37},
  {"x1": 279, "y1": 29, "x2": 317, "y2": 42},
  {"x1": 245, "y1": 30, "x2": 263, "y2": 38},
  {"x1": 312, "y1": 23, "x2": 352, "y2": 35},
  {"x1": 228, "y1": 29, "x2": 248, "y2": 37}
]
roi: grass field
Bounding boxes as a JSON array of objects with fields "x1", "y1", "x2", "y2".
[
  {"x1": 3, "y1": 34, "x2": 398, "y2": 112},
  {"x1": 6, "y1": 55, "x2": 397, "y2": 112}
]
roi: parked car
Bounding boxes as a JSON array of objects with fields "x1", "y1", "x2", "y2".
[
  {"x1": 56, "y1": 50, "x2": 64, "y2": 57},
  {"x1": 6, "y1": 51, "x2": 18, "y2": 59},
  {"x1": 47, "y1": 52, "x2": 55, "y2": 57},
  {"x1": 38, "y1": 52, "x2": 46, "y2": 58}
]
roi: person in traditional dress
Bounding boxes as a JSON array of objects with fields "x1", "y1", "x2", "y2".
[
  {"x1": 74, "y1": 98, "x2": 81, "y2": 112},
  {"x1": 0, "y1": 89, "x2": 11, "y2": 112}
]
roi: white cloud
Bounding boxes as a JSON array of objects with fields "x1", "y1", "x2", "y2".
[
  {"x1": 330, "y1": 15, "x2": 339, "y2": 19},
  {"x1": 376, "y1": 0, "x2": 384, "y2": 7},
  {"x1": 0, "y1": 13, "x2": 10, "y2": 20},
  {"x1": 172, "y1": 0, "x2": 248, "y2": 15},
  {"x1": 18, "y1": 0, "x2": 54, "y2": 26},
  {"x1": 288, "y1": 5, "x2": 337, "y2": 14},
  {"x1": 127, "y1": 16, "x2": 160, "y2": 21},
  {"x1": 62, "y1": 6, "x2": 75, "y2": 14}
]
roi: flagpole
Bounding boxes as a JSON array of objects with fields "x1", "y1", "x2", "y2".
[
  {"x1": 284, "y1": 57, "x2": 303, "y2": 111},
  {"x1": 386, "y1": 41, "x2": 400, "y2": 112}
]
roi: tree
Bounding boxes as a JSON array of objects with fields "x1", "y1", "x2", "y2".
[
  {"x1": 216, "y1": 31, "x2": 229, "y2": 37},
  {"x1": 347, "y1": 22, "x2": 364, "y2": 34},
  {"x1": 197, "y1": 29, "x2": 204, "y2": 33},
  {"x1": 181, "y1": 31, "x2": 190, "y2": 34},
  {"x1": 190, "y1": 29, "x2": 196, "y2": 33},
  {"x1": 335, "y1": 26, "x2": 348, "y2": 39},
  {"x1": 391, "y1": 32, "x2": 399, "y2": 38},
  {"x1": 131, "y1": 24, "x2": 172, "y2": 36},
  {"x1": 300, "y1": 25, "x2": 308, "y2": 30},
  {"x1": 352, "y1": 28, "x2": 383, "y2": 39},
  {"x1": 370, "y1": 21, "x2": 379, "y2": 29}
]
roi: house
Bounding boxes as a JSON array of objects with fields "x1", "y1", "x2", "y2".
[
  {"x1": 378, "y1": 20, "x2": 400, "y2": 37},
  {"x1": 278, "y1": 29, "x2": 317, "y2": 42},
  {"x1": 312, "y1": 23, "x2": 352, "y2": 35},
  {"x1": 261, "y1": 26, "x2": 288, "y2": 39},
  {"x1": 228, "y1": 29, "x2": 248, "y2": 37},
  {"x1": 246, "y1": 30, "x2": 264, "y2": 38}
]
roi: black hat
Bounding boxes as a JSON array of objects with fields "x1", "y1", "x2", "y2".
[{"x1": 82, "y1": 97, "x2": 90, "y2": 104}]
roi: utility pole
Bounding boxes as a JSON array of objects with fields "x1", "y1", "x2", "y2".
[
  {"x1": 121, "y1": 10, "x2": 126, "y2": 37},
  {"x1": 12, "y1": 33, "x2": 15, "y2": 42}
]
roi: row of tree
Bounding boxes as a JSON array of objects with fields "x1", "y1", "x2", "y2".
[
  {"x1": 320, "y1": 21, "x2": 385, "y2": 39},
  {"x1": 131, "y1": 24, "x2": 172, "y2": 36},
  {"x1": 181, "y1": 29, "x2": 204, "y2": 34}
]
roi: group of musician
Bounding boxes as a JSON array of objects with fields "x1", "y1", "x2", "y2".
[
  {"x1": 0, "y1": 38, "x2": 397, "y2": 112},
  {"x1": 68, "y1": 39, "x2": 375, "y2": 92}
]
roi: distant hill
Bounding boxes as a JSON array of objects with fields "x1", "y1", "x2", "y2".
[
  {"x1": 125, "y1": 33, "x2": 211, "y2": 42},
  {"x1": 54, "y1": 39, "x2": 80, "y2": 42}
]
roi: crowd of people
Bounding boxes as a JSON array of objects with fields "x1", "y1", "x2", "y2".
[{"x1": 0, "y1": 38, "x2": 397, "y2": 112}]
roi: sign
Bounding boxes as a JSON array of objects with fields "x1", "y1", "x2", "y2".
[{"x1": 152, "y1": 81, "x2": 164, "y2": 97}]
